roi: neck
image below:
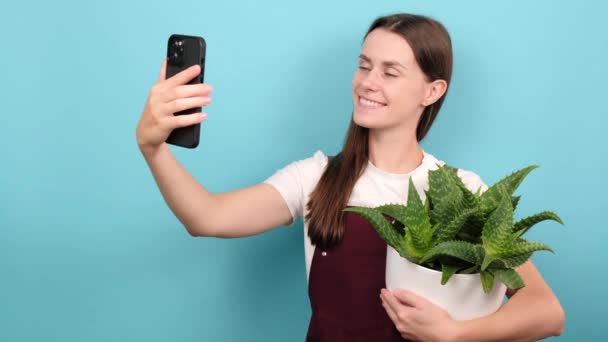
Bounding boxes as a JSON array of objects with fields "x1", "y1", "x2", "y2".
[{"x1": 368, "y1": 127, "x2": 424, "y2": 174}]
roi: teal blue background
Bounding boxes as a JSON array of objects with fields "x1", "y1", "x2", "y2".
[{"x1": 1, "y1": 0, "x2": 606, "y2": 340}]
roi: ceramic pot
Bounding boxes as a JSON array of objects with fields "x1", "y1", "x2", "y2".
[{"x1": 385, "y1": 246, "x2": 507, "y2": 321}]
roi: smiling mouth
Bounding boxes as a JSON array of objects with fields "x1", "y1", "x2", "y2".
[{"x1": 358, "y1": 96, "x2": 387, "y2": 109}]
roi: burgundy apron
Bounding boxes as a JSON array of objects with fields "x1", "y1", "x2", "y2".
[{"x1": 306, "y1": 211, "x2": 405, "y2": 341}]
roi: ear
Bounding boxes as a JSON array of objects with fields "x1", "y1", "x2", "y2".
[{"x1": 421, "y1": 79, "x2": 448, "y2": 107}]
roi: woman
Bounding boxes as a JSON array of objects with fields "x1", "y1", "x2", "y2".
[{"x1": 136, "y1": 13, "x2": 565, "y2": 342}]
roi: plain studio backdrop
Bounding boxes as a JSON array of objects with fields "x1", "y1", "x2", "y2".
[{"x1": 1, "y1": 0, "x2": 606, "y2": 341}]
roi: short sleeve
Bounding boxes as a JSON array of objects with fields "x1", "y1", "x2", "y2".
[
  {"x1": 457, "y1": 169, "x2": 489, "y2": 194},
  {"x1": 263, "y1": 151, "x2": 328, "y2": 225}
]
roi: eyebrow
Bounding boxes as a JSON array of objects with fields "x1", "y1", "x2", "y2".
[{"x1": 359, "y1": 54, "x2": 407, "y2": 70}]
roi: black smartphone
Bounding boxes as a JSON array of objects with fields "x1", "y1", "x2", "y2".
[{"x1": 165, "y1": 34, "x2": 206, "y2": 149}]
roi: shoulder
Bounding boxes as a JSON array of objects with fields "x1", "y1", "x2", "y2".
[
  {"x1": 265, "y1": 150, "x2": 329, "y2": 186},
  {"x1": 263, "y1": 150, "x2": 330, "y2": 220},
  {"x1": 297, "y1": 150, "x2": 329, "y2": 171},
  {"x1": 279, "y1": 150, "x2": 329, "y2": 179}
]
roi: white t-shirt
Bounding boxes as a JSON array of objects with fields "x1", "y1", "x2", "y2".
[{"x1": 264, "y1": 150, "x2": 488, "y2": 282}]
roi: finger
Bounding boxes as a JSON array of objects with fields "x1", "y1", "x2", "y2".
[
  {"x1": 164, "y1": 64, "x2": 201, "y2": 87},
  {"x1": 381, "y1": 288, "x2": 406, "y2": 314},
  {"x1": 166, "y1": 97, "x2": 212, "y2": 114},
  {"x1": 163, "y1": 84, "x2": 213, "y2": 102},
  {"x1": 380, "y1": 295, "x2": 399, "y2": 324},
  {"x1": 170, "y1": 112, "x2": 207, "y2": 128},
  {"x1": 393, "y1": 289, "x2": 426, "y2": 309},
  {"x1": 158, "y1": 58, "x2": 167, "y2": 82},
  {"x1": 381, "y1": 293, "x2": 417, "y2": 341}
]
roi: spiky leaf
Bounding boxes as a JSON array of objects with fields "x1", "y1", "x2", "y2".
[
  {"x1": 404, "y1": 178, "x2": 433, "y2": 252},
  {"x1": 444, "y1": 166, "x2": 480, "y2": 210},
  {"x1": 500, "y1": 165, "x2": 539, "y2": 193},
  {"x1": 481, "y1": 253, "x2": 499, "y2": 271},
  {"x1": 376, "y1": 204, "x2": 408, "y2": 226},
  {"x1": 435, "y1": 207, "x2": 478, "y2": 243},
  {"x1": 490, "y1": 252, "x2": 532, "y2": 269},
  {"x1": 460, "y1": 264, "x2": 480, "y2": 274},
  {"x1": 399, "y1": 233, "x2": 423, "y2": 261},
  {"x1": 457, "y1": 212, "x2": 485, "y2": 243},
  {"x1": 428, "y1": 166, "x2": 461, "y2": 205},
  {"x1": 511, "y1": 196, "x2": 521, "y2": 211},
  {"x1": 428, "y1": 166, "x2": 464, "y2": 227},
  {"x1": 420, "y1": 241, "x2": 483, "y2": 265},
  {"x1": 441, "y1": 264, "x2": 461, "y2": 285},
  {"x1": 482, "y1": 189, "x2": 514, "y2": 256},
  {"x1": 500, "y1": 240, "x2": 554, "y2": 259},
  {"x1": 343, "y1": 207, "x2": 401, "y2": 250},
  {"x1": 493, "y1": 269, "x2": 525, "y2": 289},
  {"x1": 480, "y1": 165, "x2": 538, "y2": 216},
  {"x1": 513, "y1": 211, "x2": 564, "y2": 237},
  {"x1": 480, "y1": 270, "x2": 495, "y2": 293},
  {"x1": 431, "y1": 197, "x2": 464, "y2": 231}
]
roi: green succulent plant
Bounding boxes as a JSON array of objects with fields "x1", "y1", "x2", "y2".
[{"x1": 344, "y1": 164, "x2": 563, "y2": 293}]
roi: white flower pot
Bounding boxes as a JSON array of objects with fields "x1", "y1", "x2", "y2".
[{"x1": 385, "y1": 246, "x2": 507, "y2": 321}]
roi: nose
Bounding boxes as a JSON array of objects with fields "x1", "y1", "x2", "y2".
[{"x1": 359, "y1": 69, "x2": 381, "y2": 91}]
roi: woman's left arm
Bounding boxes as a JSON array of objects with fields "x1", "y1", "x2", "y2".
[{"x1": 381, "y1": 261, "x2": 565, "y2": 342}]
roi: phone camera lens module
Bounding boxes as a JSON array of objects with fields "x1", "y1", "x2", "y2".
[{"x1": 168, "y1": 37, "x2": 185, "y2": 65}]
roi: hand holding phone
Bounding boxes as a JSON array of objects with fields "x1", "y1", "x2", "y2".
[
  {"x1": 136, "y1": 35, "x2": 210, "y2": 152},
  {"x1": 165, "y1": 34, "x2": 207, "y2": 148}
]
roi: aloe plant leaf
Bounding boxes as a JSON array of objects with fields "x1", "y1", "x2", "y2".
[
  {"x1": 460, "y1": 264, "x2": 481, "y2": 274},
  {"x1": 501, "y1": 165, "x2": 539, "y2": 193},
  {"x1": 428, "y1": 166, "x2": 461, "y2": 204},
  {"x1": 461, "y1": 184, "x2": 480, "y2": 210},
  {"x1": 500, "y1": 240, "x2": 554, "y2": 259},
  {"x1": 493, "y1": 268, "x2": 525, "y2": 289},
  {"x1": 428, "y1": 166, "x2": 464, "y2": 225},
  {"x1": 480, "y1": 165, "x2": 538, "y2": 216},
  {"x1": 404, "y1": 178, "x2": 433, "y2": 252},
  {"x1": 456, "y1": 211, "x2": 485, "y2": 243},
  {"x1": 481, "y1": 254, "x2": 498, "y2": 271},
  {"x1": 513, "y1": 211, "x2": 564, "y2": 238},
  {"x1": 420, "y1": 241, "x2": 483, "y2": 265},
  {"x1": 343, "y1": 207, "x2": 402, "y2": 250},
  {"x1": 490, "y1": 252, "x2": 532, "y2": 268},
  {"x1": 435, "y1": 207, "x2": 478, "y2": 243},
  {"x1": 430, "y1": 196, "x2": 462, "y2": 229},
  {"x1": 402, "y1": 225, "x2": 435, "y2": 262},
  {"x1": 443, "y1": 166, "x2": 481, "y2": 210},
  {"x1": 511, "y1": 196, "x2": 521, "y2": 211},
  {"x1": 394, "y1": 237, "x2": 410, "y2": 260},
  {"x1": 375, "y1": 204, "x2": 408, "y2": 226},
  {"x1": 480, "y1": 270, "x2": 495, "y2": 293},
  {"x1": 482, "y1": 189, "x2": 514, "y2": 256},
  {"x1": 441, "y1": 264, "x2": 461, "y2": 285},
  {"x1": 400, "y1": 233, "x2": 423, "y2": 261}
]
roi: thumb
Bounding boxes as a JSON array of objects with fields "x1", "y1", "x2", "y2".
[{"x1": 158, "y1": 58, "x2": 167, "y2": 82}]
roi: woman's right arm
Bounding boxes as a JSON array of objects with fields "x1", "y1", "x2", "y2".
[{"x1": 136, "y1": 60, "x2": 293, "y2": 238}]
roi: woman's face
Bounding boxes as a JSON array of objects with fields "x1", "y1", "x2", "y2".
[{"x1": 352, "y1": 28, "x2": 438, "y2": 132}]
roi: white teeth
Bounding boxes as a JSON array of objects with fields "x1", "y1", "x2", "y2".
[{"x1": 359, "y1": 97, "x2": 384, "y2": 107}]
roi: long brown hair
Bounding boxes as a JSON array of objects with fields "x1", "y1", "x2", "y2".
[{"x1": 305, "y1": 13, "x2": 453, "y2": 250}]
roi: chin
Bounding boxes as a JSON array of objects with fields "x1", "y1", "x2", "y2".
[{"x1": 352, "y1": 110, "x2": 384, "y2": 129}]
